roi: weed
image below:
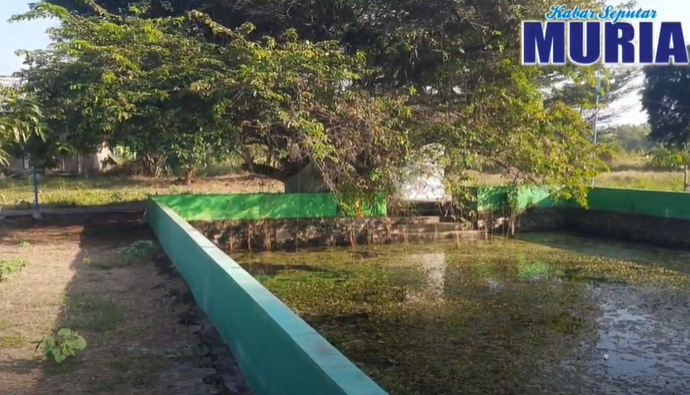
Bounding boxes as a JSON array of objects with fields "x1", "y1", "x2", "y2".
[
  {"x1": 0, "y1": 259, "x2": 25, "y2": 281},
  {"x1": 119, "y1": 240, "x2": 157, "y2": 263},
  {"x1": 38, "y1": 328, "x2": 87, "y2": 363},
  {"x1": 107, "y1": 352, "x2": 162, "y2": 387},
  {"x1": 230, "y1": 237, "x2": 690, "y2": 395},
  {"x1": 62, "y1": 295, "x2": 123, "y2": 332},
  {"x1": 0, "y1": 333, "x2": 28, "y2": 348},
  {"x1": 18, "y1": 241, "x2": 30, "y2": 248}
]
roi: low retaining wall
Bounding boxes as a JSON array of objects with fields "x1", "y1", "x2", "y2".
[
  {"x1": 476, "y1": 186, "x2": 690, "y2": 249},
  {"x1": 153, "y1": 193, "x2": 386, "y2": 221},
  {"x1": 485, "y1": 207, "x2": 690, "y2": 249},
  {"x1": 147, "y1": 200, "x2": 388, "y2": 395},
  {"x1": 564, "y1": 209, "x2": 690, "y2": 249},
  {"x1": 192, "y1": 217, "x2": 481, "y2": 252},
  {"x1": 479, "y1": 208, "x2": 565, "y2": 234}
]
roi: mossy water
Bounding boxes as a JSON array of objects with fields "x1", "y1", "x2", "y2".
[{"x1": 231, "y1": 234, "x2": 690, "y2": 395}]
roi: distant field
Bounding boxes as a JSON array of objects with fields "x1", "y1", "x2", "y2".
[{"x1": 475, "y1": 170, "x2": 685, "y2": 191}]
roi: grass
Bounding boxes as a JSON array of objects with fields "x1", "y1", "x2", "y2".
[
  {"x1": 0, "y1": 333, "x2": 28, "y2": 348},
  {"x1": 0, "y1": 259, "x2": 26, "y2": 281},
  {"x1": 61, "y1": 294, "x2": 124, "y2": 333},
  {"x1": 0, "y1": 172, "x2": 283, "y2": 210},
  {"x1": 594, "y1": 170, "x2": 685, "y2": 190}
]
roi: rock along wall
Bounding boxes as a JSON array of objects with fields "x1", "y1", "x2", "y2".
[
  {"x1": 562, "y1": 208, "x2": 690, "y2": 249},
  {"x1": 191, "y1": 217, "x2": 483, "y2": 252}
]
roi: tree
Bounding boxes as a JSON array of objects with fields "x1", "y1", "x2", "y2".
[
  {"x1": 0, "y1": 86, "x2": 44, "y2": 167},
  {"x1": 597, "y1": 124, "x2": 654, "y2": 153},
  {"x1": 20, "y1": 0, "x2": 608, "y2": 204},
  {"x1": 642, "y1": 61, "x2": 690, "y2": 148},
  {"x1": 15, "y1": 3, "x2": 412, "y2": 192},
  {"x1": 544, "y1": 66, "x2": 641, "y2": 126}
]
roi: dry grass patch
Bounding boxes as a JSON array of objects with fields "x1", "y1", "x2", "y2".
[
  {"x1": 0, "y1": 333, "x2": 28, "y2": 348},
  {"x1": 61, "y1": 294, "x2": 124, "y2": 333},
  {"x1": 0, "y1": 223, "x2": 220, "y2": 395},
  {"x1": 0, "y1": 172, "x2": 283, "y2": 210}
]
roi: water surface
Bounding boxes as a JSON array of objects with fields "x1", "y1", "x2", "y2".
[{"x1": 232, "y1": 234, "x2": 690, "y2": 395}]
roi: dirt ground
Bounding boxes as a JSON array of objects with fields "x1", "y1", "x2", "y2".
[{"x1": 0, "y1": 214, "x2": 234, "y2": 395}]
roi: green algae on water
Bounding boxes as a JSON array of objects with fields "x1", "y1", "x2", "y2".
[{"x1": 231, "y1": 234, "x2": 690, "y2": 395}]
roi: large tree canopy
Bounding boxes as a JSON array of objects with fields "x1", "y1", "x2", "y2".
[
  {"x1": 12, "y1": 0, "x2": 613, "y2": 204},
  {"x1": 642, "y1": 63, "x2": 690, "y2": 148},
  {"x1": 16, "y1": 3, "x2": 412, "y2": 194}
]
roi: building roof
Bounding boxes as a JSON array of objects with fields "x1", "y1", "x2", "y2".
[{"x1": 0, "y1": 75, "x2": 25, "y2": 90}]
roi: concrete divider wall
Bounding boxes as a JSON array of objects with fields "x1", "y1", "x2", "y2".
[
  {"x1": 585, "y1": 187, "x2": 690, "y2": 219},
  {"x1": 154, "y1": 193, "x2": 386, "y2": 221},
  {"x1": 476, "y1": 186, "x2": 558, "y2": 212},
  {"x1": 476, "y1": 186, "x2": 690, "y2": 220},
  {"x1": 147, "y1": 199, "x2": 388, "y2": 395}
]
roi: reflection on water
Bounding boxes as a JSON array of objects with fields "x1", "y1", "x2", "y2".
[
  {"x1": 404, "y1": 253, "x2": 446, "y2": 302},
  {"x1": 568, "y1": 286, "x2": 690, "y2": 395},
  {"x1": 598, "y1": 307, "x2": 655, "y2": 376},
  {"x1": 232, "y1": 235, "x2": 690, "y2": 395}
]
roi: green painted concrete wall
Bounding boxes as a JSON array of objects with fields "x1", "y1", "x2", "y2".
[
  {"x1": 151, "y1": 187, "x2": 690, "y2": 221},
  {"x1": 585, "y1": 187, "x2": 690, "y2": 219},
  {"x1": 476, "y1": 186, "x2": 557, "y2": 212},
  {"x1": 147, "y1": 200, "x2": 388, "y2": 395},
  {"x1": 476, "y1": 186, "x2": 690, "y2": 220},
  {"x1": 153, "y1": 193, "x2": 386, "y2": 221}
]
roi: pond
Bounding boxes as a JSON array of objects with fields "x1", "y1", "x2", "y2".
[{"x1": 230, "y1": 233, "x2": 690, "y2": 395}]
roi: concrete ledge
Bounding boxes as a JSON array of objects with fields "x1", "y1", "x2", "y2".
[{"x1": 147, "y1": 199, "x2": 388, "y2": 395}]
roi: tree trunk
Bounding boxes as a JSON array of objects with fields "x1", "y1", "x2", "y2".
[
  {"x1": 282, "y1": 163, "x2": 329, "y2": 193},
  {"x1": 184, "y1": 168, "x2": 194, "y2": 186}
]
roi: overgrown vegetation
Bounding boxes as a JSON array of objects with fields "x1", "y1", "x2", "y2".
[
  {"x1": 232, "y1": 237, "x2": 690, "y2": 395},
  {"x1": 0, "y1": 259, "x2": 26, "y2": 280},
  {"x1": 37, "y1": 328, "x2": 87, "y2": 363},
  {"x1": 119, "y1": 240, "x2": 157, "y2": 263}
]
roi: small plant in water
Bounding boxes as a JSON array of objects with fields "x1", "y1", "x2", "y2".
[
  {"x1": 119, "y1": 240, "x2": 157, "y2": 262},
  {"x1": 38, "y1": 328, "x2": 87, "y2": 363}
]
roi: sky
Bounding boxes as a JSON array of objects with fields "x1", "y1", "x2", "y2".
[{"x1": 0, "y1": 0, "x2": 688, "y2": 126}]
